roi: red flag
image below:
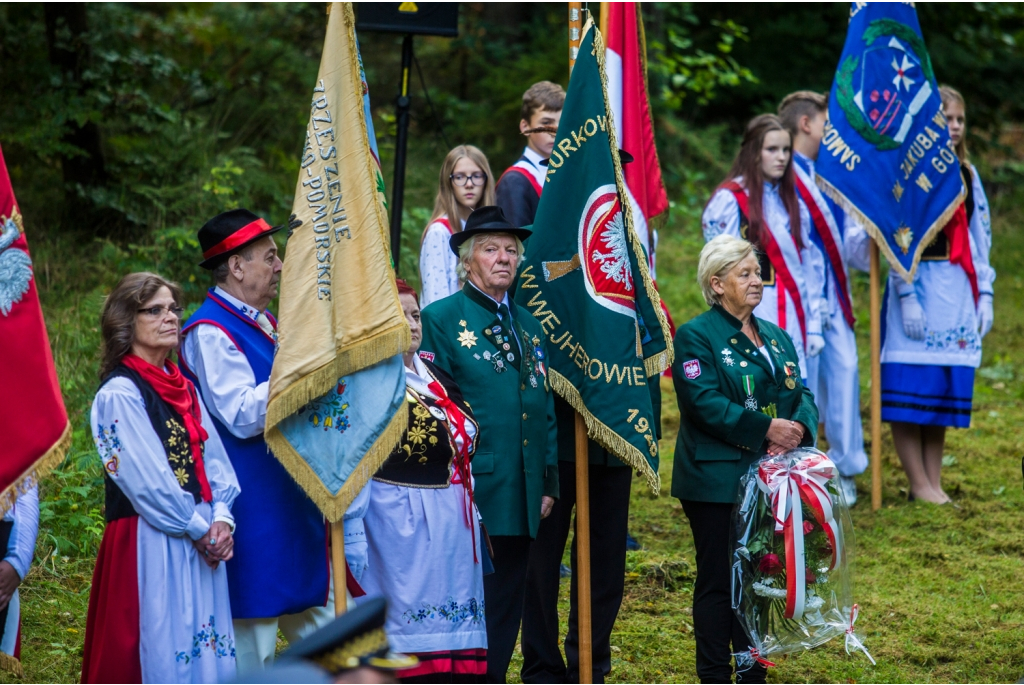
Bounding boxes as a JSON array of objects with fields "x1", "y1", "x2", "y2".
[
  {"x1": 603, "y1": 3, "x2": 675, "y2": 340},
  {"x1": 0, "y1": 145, "x2": 71, "y2": 513}
]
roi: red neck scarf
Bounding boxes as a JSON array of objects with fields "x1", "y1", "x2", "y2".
[{"x1": 122, "y1": 354, "x2": 213, "y2": 502}]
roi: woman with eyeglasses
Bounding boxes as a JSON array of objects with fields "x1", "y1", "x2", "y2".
[
  {"x1": 419, "y1": 145, "x2": 496, "y2": 308},
  {"x1": 82, "y1": 272, "x2": 240, "y2": 684}
]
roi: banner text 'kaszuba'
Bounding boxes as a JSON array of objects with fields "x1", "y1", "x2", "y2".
[
  {"x1": 519, "y1": 266, "x2": 646, "y2": 386},
  {"x1": 302, "y1": 79, "x2": 352, "y2": 301}
]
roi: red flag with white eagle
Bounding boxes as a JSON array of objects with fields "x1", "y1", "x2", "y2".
[
  {"x1": 602, "y1": 1, "x2": 675, "y2": 339},
  {"x1": 0, "y1": 144, "x2": 71, "y2": 515}
]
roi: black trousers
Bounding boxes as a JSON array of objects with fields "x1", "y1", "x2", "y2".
[
  {"x1": 681, "y1": 500, "x2": 766, "y2": 685},
  {"x1": 483, "y1": 535, "x2": 533, "y2": 683},
  {"x1": 520, "y1": 461, "x2": 633, "y2": 684}
]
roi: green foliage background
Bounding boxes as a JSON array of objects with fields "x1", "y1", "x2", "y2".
[{"x1": 1, "y1": 2, "x2": 1023, "y2": 682}]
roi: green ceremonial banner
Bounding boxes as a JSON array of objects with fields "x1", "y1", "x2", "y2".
[{"x1": 514, "y1": 19, "x2": 672, "y2": 493}]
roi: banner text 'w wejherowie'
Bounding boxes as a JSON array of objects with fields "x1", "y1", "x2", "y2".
[{"x1": 515, "y1": 20, "x2": 672, "y2": 493}]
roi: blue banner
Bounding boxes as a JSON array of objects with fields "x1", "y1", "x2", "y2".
[{"x1": 817, "y1": 2, "x2": 964, "y2": 282}]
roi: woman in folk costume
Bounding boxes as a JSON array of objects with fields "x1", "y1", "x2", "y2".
[
  {"x1": 702, "y1": 114, "x2": 825, "y2": 382},
  {"x1": 361, "y1": 279, "x2": 488, "y2": 683},
  {"x1": 419, "y1": 145, "x2": 496, "y2": 308},
  {"x1": 83, "y1": 273, "x2": 240, "y2": 684},
  {"x1": 881, "y1": 86, "x2": 996, "y2": 504}
]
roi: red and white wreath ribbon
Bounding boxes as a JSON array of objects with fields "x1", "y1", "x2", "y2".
[{"x1": 756, "y1": 451, "x2": 842, "y2": 619}]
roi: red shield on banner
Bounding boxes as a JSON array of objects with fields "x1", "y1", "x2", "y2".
[
  {"x1": 579, "y1": 185, "x2": 636, "y2": 318},
  {"x1": 0, "y1": 145, "x2": 71, "y2": 513}
]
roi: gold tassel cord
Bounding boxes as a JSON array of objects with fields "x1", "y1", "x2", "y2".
[
  {"x1": 265, "y1": 401, "x2": 408, "y2": 522},
  {"x1": 0, "y1": 421, "x2": 72, "y2": 520},
  {"x1": 815, "y1": 174, "x2": 963, "y2": 284},
  {"x1": 550, "y1": 369, "x2": 661, "y2": 494},
  {"x1": 266, "y1": 324, "x2": 410, "y2": 431},
  {"x1": 589, "y1": 20, "x2": 675, "y2": 374}
]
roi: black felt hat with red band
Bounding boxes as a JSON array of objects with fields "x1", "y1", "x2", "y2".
[{"x1": 197, "y1": 208, "x2": 284, "y2": 270}]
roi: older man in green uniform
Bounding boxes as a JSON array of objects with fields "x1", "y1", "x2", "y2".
[
  {"x1": 672, "y1": 234, "x2": 818, "y2": 684},
  {"x1": 419, "y1": 205, "x2": 558, "y2": 684}
]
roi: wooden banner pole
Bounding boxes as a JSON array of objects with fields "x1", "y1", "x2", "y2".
[
  {"x1": 567, "y1": 4, "x2": 593, "y2": 682},
  {"x1": 574, "y1": 411, "x2": 593, "y2": 684},
  {"x1": 331, "y1": 520, "x2": 347, "y2": 615},
  {"x1": 870, "y1": 240, "x2": 882, "y2": 511}
]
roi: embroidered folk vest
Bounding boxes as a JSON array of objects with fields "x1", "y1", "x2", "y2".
[
  {"x1": 374, "y1": 361, "x2": 478, "y2": 488},
  {"x1": 99, "y1": 364, "x2": 205, "y2": 522}
]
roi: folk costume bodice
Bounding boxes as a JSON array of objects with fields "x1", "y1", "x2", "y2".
[
  {"x1": 375, "y1": 358, "x2": 479, "y2": 488},
  {"x1": 99, "y1": 363, "x2": 211, "y2": 522}
]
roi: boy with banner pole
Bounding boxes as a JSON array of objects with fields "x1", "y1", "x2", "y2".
[
  {"x1": 264, "y1": 1, "x2": 410, "y2": 616},
  {"x1": 517, "y1": 6, "x2": 672, "y2": 682},
  {"x1": 817, "y1": 2, "x2": 973, "y2": 510}
]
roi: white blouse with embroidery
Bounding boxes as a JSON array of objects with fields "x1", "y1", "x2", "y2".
[
  {"x1": 419, "y1": 216, "x2": 466, "y2": 309},
  {"x1": 882, "y1": 163, "x2": 995, "y2": 368}
]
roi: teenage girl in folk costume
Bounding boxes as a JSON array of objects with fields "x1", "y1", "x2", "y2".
[
  {"x1": 702, "y1": 114, "x2": 826, "y2": 382},
  {"x1": 419, "y1": 145, "x2": 496, "y2": 308},
  {"x1": 881, "y1": 86, "x2": 996, "y2": 504}
]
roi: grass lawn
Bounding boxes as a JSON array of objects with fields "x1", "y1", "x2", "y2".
[{"x1": 5, "y1": 184, "x2": 1024, "y2": 683}]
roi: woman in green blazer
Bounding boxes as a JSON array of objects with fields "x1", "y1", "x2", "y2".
[
  {"x1": 671, "y1": 234, "x2": 818, "y2": 684},
  {"x1": 419, "y1": 205, "x2": 558, "y2": 684}
]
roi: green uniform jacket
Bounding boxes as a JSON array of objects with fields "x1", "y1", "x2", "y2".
[
  {"x1": 420, "y1": 283, "x2": 559, "y2": 538},
  {"x1": 671, "y1": 305, "x2": 818, "y2": 503}
]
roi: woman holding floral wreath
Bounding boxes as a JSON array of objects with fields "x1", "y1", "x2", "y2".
[{"x1": 671, "y1": 235, "x2": 818, "y2": 684}]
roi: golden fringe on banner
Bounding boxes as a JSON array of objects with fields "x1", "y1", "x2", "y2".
[
  {"x1": 815, "y1": 174, "x2": 963, "y2": 284},
  {"x1": 591, "y1": 20, "x2": 674, "y2": 377},
  {"x1": 0, "y1": 421, "x2": 71, "y2": 520},
  {"x1": 550, "y1": 370, "x2": 660, "y2": 494},
  {"x1": 266, "y1": 403, "x2": 408, "y2": 522},
  {"x1": 265, "y1": 323, "x2": 409, "y2": 431},
  {"x1": 0, "y1": 651, "x2": 24, "y2": 677}
]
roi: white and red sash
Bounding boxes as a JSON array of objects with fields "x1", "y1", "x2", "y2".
[
  {"x1": 724, "y1": 182, "x2": 807, "y2": 345},
  {"x1": 499, "y1": 160, "x2": 543, "y2": 197},
  {"x1": 420, "y1": 216, "x2": 453, "y2": 246},
  {"x1": 792, "y1": 165, "x2": 855, "y2": 327}
]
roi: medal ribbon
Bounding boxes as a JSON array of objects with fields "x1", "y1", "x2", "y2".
[
  {"x1": 755, "y1": 452, "x2": 842, "y2": 619},
  {"x1": 742, "y1": 374, "x2": 755, "y2": 397},
  {"x1": 427, "y1": 379, "x2": 478, "y2": 563}
]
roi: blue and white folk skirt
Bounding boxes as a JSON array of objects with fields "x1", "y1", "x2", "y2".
[{"x1": 880, "y1": 363, "x2": 975, "y2": 428}]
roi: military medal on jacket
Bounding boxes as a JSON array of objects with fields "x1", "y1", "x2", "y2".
[
  {"x1": 721, "y1": 348, "x2": 735, "y2": 366},
  {"x1": 742, "y1": 374, "x2": 758, "y2": 411}
]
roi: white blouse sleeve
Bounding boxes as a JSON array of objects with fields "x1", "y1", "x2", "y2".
[
  {"x1": 181, "y1": 324, "x2": 268, "y2": 439},
  {"x1": 702, "y1": 189, "x2": 742, "y2": 242},
  {"x1": 4, "y1": 486, "x2": 38, "y2": 580},
  {"x1": 842, "y1": 211, "x2": 872, "y2": 273},
  {"x1": 196, "y1": 391, "x2": 240, "y2": 528},
  {"x1": 800, "y1": 200, "x2": 826, "y2": 335},
  {"x1": 419, "y1": 221, "x2": 455, "y2": 309},
  {"x1": 91, "y1": 378, "x2": 211, "y2": 540},
  {"x1": 968, "y1": 165, "x2": 995, "y2": 296}
]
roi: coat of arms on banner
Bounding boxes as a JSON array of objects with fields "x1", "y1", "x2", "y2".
[{"x1": 836, "y1": 18, "x2": 936, "y2": 151}]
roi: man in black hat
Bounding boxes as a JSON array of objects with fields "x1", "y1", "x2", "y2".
[
  {"x1": 418, "y1": 205, "x2": 559, "y2": 683},
  {"x1": 180, "y1": 209, "x2": 336, "y2": 674}
]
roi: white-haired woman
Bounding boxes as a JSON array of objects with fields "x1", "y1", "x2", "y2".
[
  {"x1": 671, "y1": 235, "x2": 818, "y2": 684},
  {"x1": 419, "y1": 205, "x2": 559, "y2": 683}
]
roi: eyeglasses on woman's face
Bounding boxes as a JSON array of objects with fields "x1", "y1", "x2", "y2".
[
  {"x1": 138, "y1": 305, "x2": 185, "y2": 319},
  {"x1": 450, "y1": 172, "x2": 487, "y2": 187}
]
